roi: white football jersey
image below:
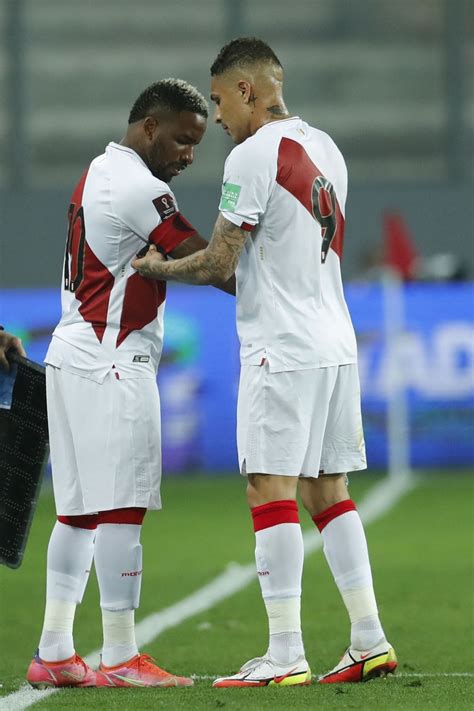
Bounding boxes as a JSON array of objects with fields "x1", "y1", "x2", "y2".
[
  {"x1": 45, "y1": 142, "x2": 196, "y2": 382},
  {"x1": 219, "y1": 117, "x2": 357, "y2": 372}
]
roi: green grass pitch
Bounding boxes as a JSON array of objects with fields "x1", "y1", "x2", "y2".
[{"x1": 0, "y1": 471, "x2": 473, "y2": 710}]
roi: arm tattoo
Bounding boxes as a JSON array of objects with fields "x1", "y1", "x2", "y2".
[
  {"x1": 149, "y1": 214, "x2": 247, "y2": 285},
  {"x1": 169, "y1": 233, "x2": 208, "y2": 259}
]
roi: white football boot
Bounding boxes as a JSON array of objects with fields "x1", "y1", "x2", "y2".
[
  {"x1": 319, "y1": 640, "x2": 397, "y2": 683},
  {"x1": 213, "y1": 654, "x2": 311, "y2": 688}
]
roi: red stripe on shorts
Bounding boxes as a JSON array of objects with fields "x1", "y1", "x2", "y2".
[
  {"x1": 251, "y1": 499, "x2": 299, "y2": 532},
  {"x1": 58, "y1": 514, "x2": 98, "y2": 530},
  {"x1": 98, "y1": 507, "x2": 147, "y2": 525},
  {"x1": 312, "y1": 499, "x2": 356, "y2": 532}
]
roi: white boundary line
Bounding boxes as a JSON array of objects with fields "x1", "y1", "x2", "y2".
[
  {"x1": 8, "y1": 672, "x2": 470, "y2": 684},
  {"x1": 400, "y1": 673, "x2": 474, "y2": 678},
  {"x1": 190, "y1": 672, "x2": 474, "y2": 680},
  {"x1": 0, "y1": 475, "x2": 414, "y2": 710}
]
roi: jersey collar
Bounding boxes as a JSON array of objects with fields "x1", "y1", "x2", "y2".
[
  {"x1": 256, "y1": 116, "x2": 301, "y2": 134},
  {"x1": 107, "y1": 142, "x2": 149, "y2": 170}
]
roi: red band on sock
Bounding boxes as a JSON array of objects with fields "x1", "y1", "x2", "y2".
[
  {"x1": 312, "y1": 499, "x2": 357, "y2": 533},
  {"x1": 98, "y1": 507, "x2": 147, "y2": 525},
  {"x1": 57, "y1": 514, "x2": 98, "y2": 530},
  {"x1": 251, "y1": 499, "x2": 299, "y2": 532}
]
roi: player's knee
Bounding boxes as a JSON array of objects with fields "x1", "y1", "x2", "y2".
[
  {"x1": 299, "y1": 485, "x2": 313, "y2": 514},
  {"x1": 300, "y1": 473, "x2": 349, "y2": 516},
  {"x1": 246, "y1": 474, "x2": 298, "y2": 508},
  {"x1": 246, "y1": 479, "x2": 261, "y2": 508}
]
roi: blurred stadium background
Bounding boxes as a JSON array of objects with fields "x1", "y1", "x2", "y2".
[
  {"x1": 0, "y1": 0, "x2": 472, "y2": 475},
  {"x1": 0, "y1": 2, "x2": 473, "y2": 708}
]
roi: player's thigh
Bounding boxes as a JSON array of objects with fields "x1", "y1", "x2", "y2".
[
  {"x1": 298, "y1": 366, "x2": 339, "y2": 478},
  {"x1": 319, "y1": 363, "x2": 367, "y2": 476},
  {"x1": 48, "y1": 369, "x2": 161, "y2": 514},
  {"x1": 84, "y1": 375, "x2": 162, "y2": 510},
  {"x1": 46, "y1": 365, "x2": 83, "y2": 508},
  {"x1": 46, "y1": 365, "x2": 75, "y2": 470},
  {"x1": 237, "y1": 364, "x2": 315, "y2": 478}
]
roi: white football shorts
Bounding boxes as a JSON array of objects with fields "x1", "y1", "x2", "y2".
[
  {"x1": 46, "y1": 365, "x2": 162, "y2": 515},
  {"x1": 237, "y1": 362, "x2": 367, "y2": 477}
]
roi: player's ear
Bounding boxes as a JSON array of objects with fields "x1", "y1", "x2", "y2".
[
  {"x1": 143, "y1": 115, "x2": 159, "y2": 141},
  {"x1": 238, "y1": 80, "x2": 253, "y2": 104}
]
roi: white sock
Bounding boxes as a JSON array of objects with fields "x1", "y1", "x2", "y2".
[
  {"x1": 94, "y1": 523, "x2": 142, "y2": 665},
  {"x1": 39, "y1": 522, "x2": 95, "y2": 662},
  {"x1": 321, "y1": 509, "x2": 386, "y2": 650},
  {"x1": 252, "y1": 501, "x2": 305, "y2": 664},
  {"x1": 38, "y1": 600, "x2": 76, "y2": 662},
  {"x1": 101, "y1": 609, "x2": 138, "y2": 667},
  {"x1": 264, "y1": 598, "x2": 305, "y2": 664}
]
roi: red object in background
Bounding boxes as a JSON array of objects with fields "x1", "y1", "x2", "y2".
[{"x1": 383, "y1": 213, "x2": 419, "y2": 280}]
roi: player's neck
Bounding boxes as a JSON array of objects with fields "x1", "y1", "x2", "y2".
[
  {"x1": 120, "y1": 132, "x2": 139, "y2": 154},
  {"x1": 250, "y1": 99, "x2": 292, "y2": 136},
  {"x1": 120, "y1": 133, "x2": 149, "y2": 168}
]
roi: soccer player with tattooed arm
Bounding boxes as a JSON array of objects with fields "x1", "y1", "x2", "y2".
[
  {"x1": 27, "y1": 78, "x2": 234, "y2": 691},
  {"x1": 133, "y1": 37, "x2": 398, "y2": 688}
]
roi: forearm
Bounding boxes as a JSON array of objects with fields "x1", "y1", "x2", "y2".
[
  {"x1": 133, "y1": 215, "x2": 246, "y2": 286},
  {"x1": 152, "y1": 248, "x2": 230, "y2": 285},
  {"x1": 213, "y1": 274, "x2": 236, "y2": 296}
]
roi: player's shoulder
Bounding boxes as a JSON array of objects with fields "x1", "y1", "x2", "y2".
[
  {"x1": 227, "y1": 117, "x2": 331, "y2": 167},
  {"x1": 228, "y1": 132, "x2": 269, "y2": 160},
  {"x1": 107, "y1": 143, "x2": 166, "y2": 189},
  {"x1": 107, "y1": 143, "x2": 174, "y2": 207},
  {"x1": 306, "y1": 123, "x2": 345, "y2": 162},
  {"x1": 225, "y1": 129, "x2": 277, "y2": 176}
]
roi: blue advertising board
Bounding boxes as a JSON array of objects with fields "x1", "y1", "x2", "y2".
[
  {"x1": 1, "y1": 283, "x2": 473, "y2": 471},
  {"x1": 350, "y1": 283, "x2": 474, "y2": 467}
]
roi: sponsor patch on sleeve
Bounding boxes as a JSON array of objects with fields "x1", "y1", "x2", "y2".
[
  {"x1": 219, "y1": 183, "x2": 241, "y2": 212},
  {"x1": 153, "y1": 193, "x2": 177, "y2": 221}
]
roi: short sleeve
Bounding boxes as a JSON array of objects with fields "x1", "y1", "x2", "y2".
[
  {"x1": 117, "y1": 179, "x2": 197, "y2": 255},
  {"x1": 218, "y1": 141, "x2": 274, "y2": 231}
]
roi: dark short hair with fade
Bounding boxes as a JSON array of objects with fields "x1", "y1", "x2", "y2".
[
  {"x1": 128, "y1": 78, "x2": 208, "y2": 124},
  {"x1": 210, "y1": 37, "x2": 282, "y2": 76}
]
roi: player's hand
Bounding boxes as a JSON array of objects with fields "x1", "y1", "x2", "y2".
[
  {"x1": 132, "y1": 244, "x2": 167, "y2": 279},
  {"x1": 0, "y1": 331, "x2": 26, "y2": 371}
]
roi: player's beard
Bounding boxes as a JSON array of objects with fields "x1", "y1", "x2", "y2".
[
  {"x1": 151, "y1": 163, "x2": 184, "y2": 183},
  {"x1": 147, "y1": 142, "x2": 175, "y2": 183}
]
